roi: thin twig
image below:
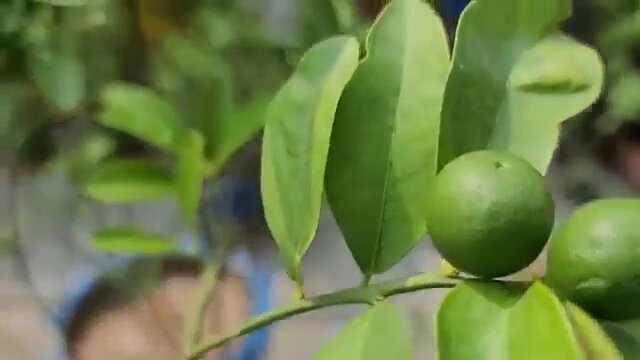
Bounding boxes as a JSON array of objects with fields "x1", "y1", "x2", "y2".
[
  {"x1": 182, "y1": 181, "x2": 235, "y2": 355},
  {"x1": 185, "y1": 272, "x2": 461, "y2": 360},
  {"x1": 182, "y1": 259, "x2": 225, "y2": 354}
]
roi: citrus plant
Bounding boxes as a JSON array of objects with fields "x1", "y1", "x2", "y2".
[{"x1": 75, "y1": 0, "x2": 640, "y2": 359}]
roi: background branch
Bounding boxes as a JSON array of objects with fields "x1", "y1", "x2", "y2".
[{"x1": 182, "y1": 180, "x2": 235, "y2": 354}]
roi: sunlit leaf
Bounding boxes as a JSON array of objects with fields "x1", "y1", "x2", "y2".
[
  {"x1": 92, "y1": 227, "x2": 178, "y2": 254},
  {"x1": 602, "y1": 320, "x2": 640, "y2": 358},
  {"x1": 325, "y1": 0, "x2": 449, "y2": 276},
  {"x1": 99, "y1": 83, "x2": 182, "y2": 151},
  {"x1": 175, "y1": 129, "x2": 205, "y2": 223},
  {"x1": 437, "y1": 281, "x2": 582, "y2": 360},
  {"x1": 85, "y1": 159, "x2": 174, "y2": 203},
  {"x1": 61, "y1": 131, "x2": 117, "y2": 183},
  {"x1": 565, "y1": 302, "x2": 622, "y2": 359},
  {"x1": 438, "y1": 0, "x2": 604, "y2": 173},
  {"x1": 207, "y1": 95, "x2": 269, "y2": 170},
  {"x1": 261, "y1": 35, "x2": 359, "y2": 280},
  {"x1": 315, "y1": 302, "x2": 413, "y2": 360}
]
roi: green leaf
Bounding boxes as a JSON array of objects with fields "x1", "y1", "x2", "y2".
[
  {"x1": 325, "y1": 0, "x2": 450, "y2": 276},
  {"x1": 300, "y1": 0, "x2": 342, "y2": 44},
  {"x1": 0, "y1": 0, "x2": 25, "y2": 32},
  {"x1": 438, "y1": 0, "x2": 604, "y2": 173},
  {"x1": 315, "y1": 302, "x2": 413, "y2": 360},
  {"x1": 261, "y1": 35, "x2": 359, "y2": 280},
  {"x1": 197, "y1": 71, "x2": 235, "y2": 163},
  {"x1": 62, "y1": 131, "x2": 117, "y2": 183},
  {"x1": 28, "y1": 34, "x2": 85, "y2": 112},
  {"x1": 565, "y1": 302, "x2": 622, "y2": 359},
  {"x1": 0, "y1": 82, "x2": 37, "y2": 149},
  {"x1": 608, "y1": 73, "x2": 640, "y2": 122},
  {"x1": 92, "y1": 227, "x2": 178, "y2": 254},
  {"x1": 85, "y1": 159, "x2": 174, "y2": 203},
  {"x1": 437, "y1": 281, "x2": 582, "y2": 360},
  {"x1": 331, "y1": 0, "x2": 357, "y2": 32},
  {"x1": 602, "y1": 320, "x2": 640, "y2": 358},
  {"x1": 99, "y1": 83, "x2": 182, "y2": 150},
  {"x1": 175, "y1": 129, "x2": 205, "y2": 223},
  {"x1": 208, "y1": 95, "x2": 269, "y2": 169}
]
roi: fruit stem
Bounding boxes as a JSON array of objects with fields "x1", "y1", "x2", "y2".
[
  {"x1": 185, "y1": 272, "x2": 460, "y2": 360},
  {"x1": 361, "y1": 273, "x2": 372, "y2": 287}
]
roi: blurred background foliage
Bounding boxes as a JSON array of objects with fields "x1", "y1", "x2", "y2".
[
  {"x1": 2, "y1": 0, "x2": 639, "y2": 207},
  {"x1": 0, "y1": 0, "x2": 369, "y2": 308},
  {"x1": 0, "y1": 0, "x2": 365, "y2": 179},
  {"x1": 557, "y1": 0, "x2": 640, "y2": 202}
]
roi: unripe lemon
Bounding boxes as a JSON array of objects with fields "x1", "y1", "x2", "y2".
[
  {"x1": 426, "y1": 150, "x2": 554, "y2": 278},
  {"x1": 546, "y1": 199, "x2": 640, "y2": 320}
]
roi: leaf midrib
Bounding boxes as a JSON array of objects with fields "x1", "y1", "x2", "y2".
[{"x1": 367, "y1": 1, "x2": 412, "y2": 276}]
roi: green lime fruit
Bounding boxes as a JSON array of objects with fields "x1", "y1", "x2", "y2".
[
  {"x1": 546, "y1": 199, "x2": 640, "y2": 320},
  {"x1": 426, "y1": 150, "x2": 554, "y2": 278}
]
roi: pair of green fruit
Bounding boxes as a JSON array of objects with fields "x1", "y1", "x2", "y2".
[{"x1": 427, "y1": 150, "x2": 640, "y2": 321}]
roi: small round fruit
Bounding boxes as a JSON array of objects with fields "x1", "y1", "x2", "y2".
[
  {"x1": 426, "y1": 150, "x2": 554, "y2": 278},
  {"x1": 546, "y1": 199, "x2": 640, "y2": 320}
]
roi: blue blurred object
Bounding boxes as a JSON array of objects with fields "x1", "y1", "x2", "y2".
[
  {"x1": 438, "y1": 0, "x2": 471, "y2": 21},
  {"x1": 51, "y1": 176, "x2": 271, "y2": 359},
  {"x1": 210, "y1": 176, "x2": 263, "y2": 224},
  {"x1": 51, "y1": 250, "x2": 273, "y2": 360},
  {"x1": 437, "y1": 0, "x2": 577, "y2": 29}
]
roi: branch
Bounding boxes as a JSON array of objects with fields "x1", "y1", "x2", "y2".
[
  {"x1": 182, "y1": 181, "x2": 234, "y2": 354},
  {"x1": 185, "y1": 272, "x2": 459, "y2": 360},
  {"x1": 182, "y1": 259, "x2": 224, "y2": 353}
]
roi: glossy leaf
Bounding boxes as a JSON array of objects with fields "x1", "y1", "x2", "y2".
[
  {"x1": 325, "y1": 0, "x2": 449, "y2": 276},
  {"x1": 92, "y1": 227, "x2": 178, "y2": 254},
  {"x1": 438, "y1": 0, "x2": 604, "y2": 173},
  {"x1": 437, "y1": 281, "x2": 582, "y2": 360},
  {"x1": 85, "y1": 159, "x2": 174, "y2": 203},
  {"x1": 315, "y1": 302, "x2": 413, "y2": 360},
  {"x1": 99, "y1": 83, "x2": 181, "y2": 151},
  {"x1": 565, "y1": 302, "x2": 622, "y2": 359},
  {"x1": 175, "y1": 129, "x2": 205, "y2": 223},
  {"x1": 262, "y1": 35, "x2": 359, "y2": 280}
]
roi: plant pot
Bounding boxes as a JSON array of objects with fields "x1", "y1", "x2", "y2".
[{"x1": 51, "y1": 251, "x2": 272, "y2": 360}]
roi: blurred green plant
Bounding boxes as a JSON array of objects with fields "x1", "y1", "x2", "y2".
[
  {"x1": 1, "y1": 0, "x2": 370, "y2": 356},
  {"x1": 555, "y1": 0, "x2": 640, "y2": 202},
  {"x1": 0, "y1": 0, "x2": 363, "y2": 175},
  {"x1": 593, "y1": 0, "x2": 640, "y2": 134}
]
